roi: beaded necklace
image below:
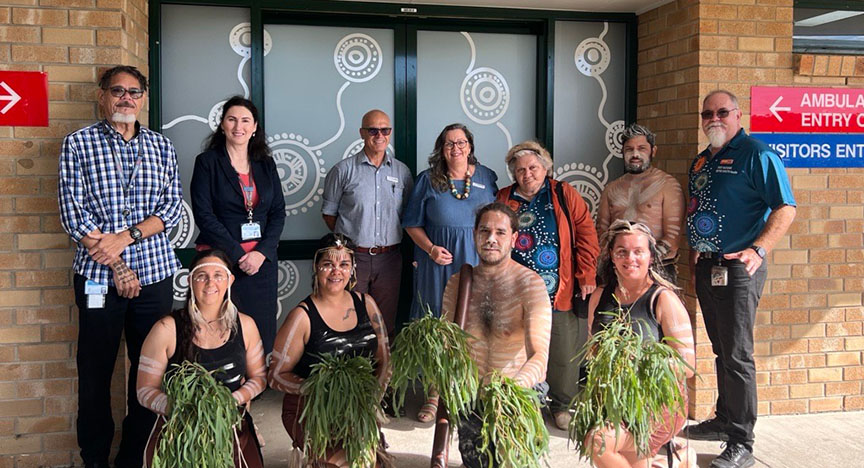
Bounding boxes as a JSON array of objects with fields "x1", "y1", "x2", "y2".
[{"x1": 448, "y1": 171, "x2": 472, "y2": 200}]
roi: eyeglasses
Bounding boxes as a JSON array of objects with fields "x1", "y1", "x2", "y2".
[
  {"x1": 700, "y1": 108, "x2": 737, "y2": 120},
  {"x1": 106, "y1": 86, "x2": 145, "y2": 99},
  {"x1": 612, "y1": 249, "x2": 649, "y2": 260},
  {"x1": 192, "y1": 273, "x2": 228, "y2": 284},
  {"x1": 444, "y1": 140, "x2": 469, "y2": 150},
  {"x1": 362, "y1": 127, "x2": 392, "y2": 136}
]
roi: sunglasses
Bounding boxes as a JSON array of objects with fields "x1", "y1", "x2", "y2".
[
  {"x1": 107, "y1": 86, "x2": 145, "y2": 99},
  {"x1": 700, "y1": 108, "x2": 737, "y2": 120},
  {"x1": 363, "y1": 127, "x2": 392, "y2": 136}
]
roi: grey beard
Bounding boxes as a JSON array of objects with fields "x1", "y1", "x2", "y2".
[
  {"x1": 707, "y1": 127, "x2": 726, "y2": 149},
  {"x1": 111, "y1": 112, "x2": 136, "y2": 124}
]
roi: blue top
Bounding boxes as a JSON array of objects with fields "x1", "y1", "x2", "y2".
[
  {"x1": 687, "y1": 129, "x2": 796, "y2": 253},
  {"x1": 58, "y1": 120, "x2": 183, "y2": 286},
  {"x1": 509, "y1": 179, "x2": 561, "y2": 304},
  {"x1": 321, "y1": 150, "x2": 413, "y2": 247},
  {"x1": 402, "y1": 165, "x2": 498, "y2": 319}
]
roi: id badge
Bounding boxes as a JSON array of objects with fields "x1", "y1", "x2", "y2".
[
  {"x1": 711, "y1": 265, "x2": 729, "y2": 287},
  {"x1": 85, "y1": 280, "x2": 108, "y2": 295},
  {"x1": 87, "y1": 293, "x2": 106, "y2": 309},
  {"x1": 241, "y1": 222, "x2": 262, "y2": 240}
]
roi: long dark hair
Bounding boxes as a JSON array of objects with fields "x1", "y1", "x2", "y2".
[
  {"x1": 172, "y1": 249, "x2": 235, "y2": 363},
  {"x1": 204, "y1": 96, "x2": 272, "y2": 161},
  {"x1": 427, "y1": 123, "x2": 478, "y2": 192}
]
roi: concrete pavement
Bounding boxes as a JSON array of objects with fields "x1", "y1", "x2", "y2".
[{"x1": 250, "y1": 389, "x2": 864, "y2": 467}]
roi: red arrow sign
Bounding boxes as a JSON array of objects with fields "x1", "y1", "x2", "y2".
[
  {"x1": 0, "y1": 71, "x2": 49, "y2": 127},
  {"x1": 751, "y1": 86, "x2": 864, "y2": 133}
]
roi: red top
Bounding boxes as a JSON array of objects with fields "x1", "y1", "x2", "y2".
[{"x1": 197, "y1": 172, "x2": 260, "y2": 254}]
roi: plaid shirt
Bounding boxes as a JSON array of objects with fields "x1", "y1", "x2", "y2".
[{"x1": 59, "y1": 120, "x2": 182, "y2": 286}]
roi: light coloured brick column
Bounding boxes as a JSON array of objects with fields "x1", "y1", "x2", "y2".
[
  {"x1": 640, "y1": 0, "x2": 864, "y2": 419},
  {"x1": 0, "y1": 0, "x2": 149, "y2": 465}
]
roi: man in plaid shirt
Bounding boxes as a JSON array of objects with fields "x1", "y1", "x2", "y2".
[{"x1": 58, "y1": 65, "x2": 182, "y2": 468}]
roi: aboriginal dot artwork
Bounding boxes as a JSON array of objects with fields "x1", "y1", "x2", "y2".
[
  {"x1": 686, "y1": 153, "x2": 725, "y2": 252},
  {"x1": 509, "y1": 185, "x2": 561, "y2": 301}
]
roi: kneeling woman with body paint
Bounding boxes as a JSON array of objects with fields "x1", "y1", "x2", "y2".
[
  {"x1": 269, "y1": 233, "x2": 391, "y2": 468},
  {"x1": 137, "y1": 249, "x2": 267, "y2": 468}
]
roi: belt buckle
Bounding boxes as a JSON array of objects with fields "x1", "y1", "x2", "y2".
[{"x1": 369, "y1": 246, "x2": 380, "y2": 256}]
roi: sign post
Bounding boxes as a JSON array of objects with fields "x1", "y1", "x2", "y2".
[{"x1": 0, "y1": 71, "x2": 49, "y2": 127}]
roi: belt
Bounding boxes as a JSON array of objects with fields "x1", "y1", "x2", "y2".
[
  {"x1": 697, "y1": 251, "x2": 722, "y2": 261},
  {"x1": 355, "y1": 244, "x2": 399, "y2": 255}
]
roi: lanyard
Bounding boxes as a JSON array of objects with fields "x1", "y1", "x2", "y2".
[
  {"x1": 238, "y1": 174, "x2": 255, "y2": 222},
  {"x1": 104, "y1": 123, "x2": 144, "y2": 200}
]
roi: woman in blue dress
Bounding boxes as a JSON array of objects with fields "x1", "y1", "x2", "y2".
[{"x1": 402, "y1": 123, "x2": 498, "y2": 422}]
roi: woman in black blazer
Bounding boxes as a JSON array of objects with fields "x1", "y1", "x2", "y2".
[{"x1": 190, "y1": 96, "x2": 286, "y2": 355}]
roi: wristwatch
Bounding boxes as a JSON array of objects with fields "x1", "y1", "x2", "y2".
[
  {"x1": 749, "y1": 245, "x2": 766, "y2": 258},
  {"x1": 128, "y1": 226, "x2": 143, "y2": 244}
]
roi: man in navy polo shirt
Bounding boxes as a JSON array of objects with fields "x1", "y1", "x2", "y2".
[{"x1": 684, "y1": 90, "x2": 796, "y2": 468}]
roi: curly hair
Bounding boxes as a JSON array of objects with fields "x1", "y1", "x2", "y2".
[
  {"x1": 427, "y1": 123, "x2": 478, "y2": 192},
  {"x1": 204, "y1": 96, "x2": 272, "y2": 162}
]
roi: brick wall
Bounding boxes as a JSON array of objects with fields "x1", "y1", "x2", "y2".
[
  {"x1": 0, "y1": 0, "x2": 148, "y2": 466},
  {"x1": 638, "y1": 0, "x2": 864, "y2": 419}
]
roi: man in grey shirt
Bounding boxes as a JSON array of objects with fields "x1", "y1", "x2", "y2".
[{"x1": 322, "y1": 109, "x2": 413, "y2": 334}]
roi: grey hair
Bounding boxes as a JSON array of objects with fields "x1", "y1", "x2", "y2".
[
  {"x1": 703, "y1": 89, "x2": 739, "y2": 108},
  {"x1": 621, "y1": 123, "x2": 656, "y2": 149},
  {"x1": 505, "y1": 140, "x2": 553, "y2": 178}
]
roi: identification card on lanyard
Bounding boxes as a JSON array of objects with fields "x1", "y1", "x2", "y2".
[
  {"x1": 108, "y1": 126, "x2": 143, "y2": 222},
  {"x1": 239, "y1": 176, "x2": 261, "y2": 241}
]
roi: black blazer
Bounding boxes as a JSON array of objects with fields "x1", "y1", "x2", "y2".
[{"x1": 190, "y1": 147, "x2": 286, "y2": 263}]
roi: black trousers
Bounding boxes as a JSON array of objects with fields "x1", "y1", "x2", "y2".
[
  {"x1": 231, "y1": 259, "x2": 278, "y2": 355},
  {"x1": 695, "y1": 258, "x2": 767, "y2": 449},
  {"x1": 74, "y1": 274, "x2": 173, "y2": 468}
]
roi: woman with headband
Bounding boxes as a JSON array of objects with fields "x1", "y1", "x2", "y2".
[
  {"x1": 586, "y1": 219, "x2": 695, "y2": 468},
  {"x1": 269, "y1": 233, "x2": 391, "y2": 467},
  {"x1": 136, "y1": 249, "x2": 267, "y2": 467}
]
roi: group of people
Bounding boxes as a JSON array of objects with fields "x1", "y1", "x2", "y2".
[{"x1": 59, "y1": 65, "x2": 794, "y2": 468}]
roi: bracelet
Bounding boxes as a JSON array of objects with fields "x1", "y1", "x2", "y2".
[{"x1": 427, "y1": 245, "x2": 435, "y2": 257}]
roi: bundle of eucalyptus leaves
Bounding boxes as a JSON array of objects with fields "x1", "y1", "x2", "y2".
[
  {"x1": 389, "y1": 311, "x2": 479, "y2": 423},
  {"x1": 152, "y1": 360, "x2": 242, "y2": 468},
  {"x1": 568, "y1": 306, "x2": 692, "y2": 459},
  {"x1": 300, "y1": 353, "x2": 381, "y2": 468},
  {"x1": 478, "y1": 371, "x2": 549, "y2": 468}
]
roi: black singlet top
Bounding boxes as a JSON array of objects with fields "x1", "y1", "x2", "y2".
[
  {"x1": 292, "y1": 291, "x2": 378, "y2": 379},
  {"x1": 592, "y1": 280, "x2": 664, "y2": 343},
  {"x1": 169, "y1": 318, "x2": 247, "y2": 393}
]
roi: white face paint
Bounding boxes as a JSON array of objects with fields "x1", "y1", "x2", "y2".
[{"x1": 621, "y1": 135, "x2": 653, "y2": 174}]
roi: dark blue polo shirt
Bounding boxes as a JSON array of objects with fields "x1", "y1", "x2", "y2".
[{"x1": 687, "y1": 129, "x2": 796, "y2": 254}]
